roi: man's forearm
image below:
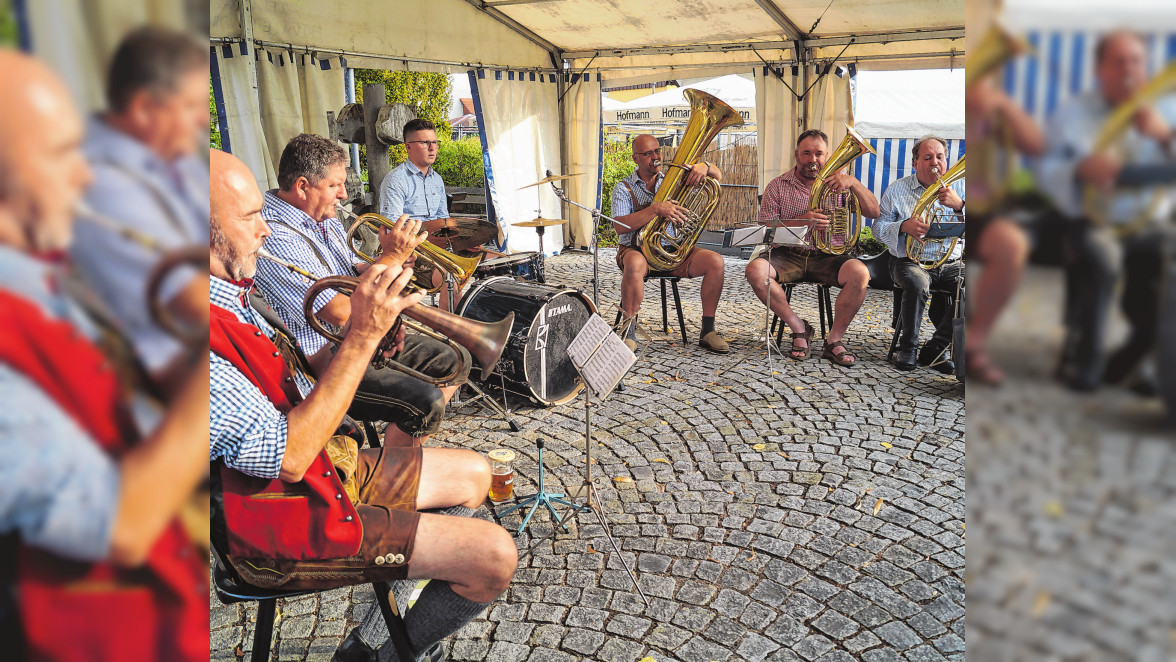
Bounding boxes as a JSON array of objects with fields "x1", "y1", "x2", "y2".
[
  {"x1": 282, "y1": 332, "x2": 380, "y2": 481},
  {"x1": 614, "y1": 207, "x2": 658, "y2": 233}
]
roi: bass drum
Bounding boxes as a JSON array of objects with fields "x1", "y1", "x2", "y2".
[{"x1": 457, "y1": 276, "x2": 596, "y2": 406}]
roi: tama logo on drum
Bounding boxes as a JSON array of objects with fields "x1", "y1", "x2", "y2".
[{"x1": 546, "y1": 304, "x2": 573, "y2": 317}]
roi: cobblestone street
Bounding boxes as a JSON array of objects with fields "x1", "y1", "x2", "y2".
[{"x1": 212, "y1": 249, "x2": 966, "y2": 662}]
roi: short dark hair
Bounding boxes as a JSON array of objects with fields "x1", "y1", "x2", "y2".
[
  {"x1": 911, "y1": 135, "x2": 948, "y2": 162},
  {"x1": 796, "y1": 129, "x2": 829, "y2": 147},
  {"x1": 403, "y1": 119, "x2": 436, "y2": 142},
  {"x1": 277, "y1": 133, "x2": 349, "y2": 191},
  {"x1": 106, "y1": 25, "x2": 208, "y2": 113},
  {"x1": 1094, "y1": 29, "x2": 1144, "y2": 65}
]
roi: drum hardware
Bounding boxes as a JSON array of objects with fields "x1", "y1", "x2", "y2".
[
  {"x1": 546, "y1": 171, "x2": 633, "y2": 307},
  {"x1": 517, "y1": 172, "x2": 583, "y2": 189},
  {"x1": 475, "y1": 252, "x2": 545, "y2": 283}
]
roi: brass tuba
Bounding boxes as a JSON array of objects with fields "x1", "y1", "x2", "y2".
[
  {"x1": 1083, "y1": 61, "x2": 1176, "y2": 236},
  {"x1": 259, "y1": 249, "x2": 512, "y2": 385},
  {"x1": 338, "y1": 204, "x2": 483, "y2": 294},
  {"x1": 637, "y1": 89, "x2": 745, "y2": 271},
  {"x1": 906, "y1": 157, "x2": 966, "y2": 270},
  {"x1": 808, "y1": 127, "x2": 877, "y2": 254}
]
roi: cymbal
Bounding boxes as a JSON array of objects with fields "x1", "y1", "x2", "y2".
[
  {"x1": 517, "y1": 173, "x2": 583, "y2": 190},
  {"x1": 514, "y1": 218, "x2": 569, "y2": 228},
  {"x1": 422, "y1": 216, "x2": 498, "y2": 253}
]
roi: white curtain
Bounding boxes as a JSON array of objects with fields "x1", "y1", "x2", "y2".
[
  {"x1": 754, "y1": 66, "x2": 796, "y2": 195},
  {"x1": 213, "y1": 44, "x2": 345, "y2": 190},
  {"x1": 560, "y1": 72, "x2": 603, "y2": 250},
  {"x1": 470, "y1": 69, "x2": 564, "y2": 256},
  {"x1": 805, "y1": 68, "x2": 854, "y2": 151}
]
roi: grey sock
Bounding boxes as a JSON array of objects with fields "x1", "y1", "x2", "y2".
[
  {"x1": 422, "y1": 505, "x2": 475, "y2": 518},
  {"x1": 389, "y1": 581, "x2": 493, "y2": 661}
]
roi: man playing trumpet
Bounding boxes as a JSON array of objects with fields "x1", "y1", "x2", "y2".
[
  {"x1": 254, "y1": 133, "x2": 464, "y2": 448},
  {"x1": 875, "y1": 136, "x2": 966, "y2": 373},
  {"x1": 747, "y1": 129, "x2": 879, "y2": 366}
]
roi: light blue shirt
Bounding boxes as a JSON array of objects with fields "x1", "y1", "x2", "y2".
[
  {"x1": 0, "y1": 245, "x2": 120, "y2": 562},
  {"x1": 378, "y1": 160, "x2": 449, "y2": 221},
  {"x1": 875, "y1": 173, "x2": 966, "y2": 261},
  {"x1": 71, "y1": 116, "x2": 210, "y2": 372},
  {"x1": 1036, "y1": 90, "x2": 1176, "y2": 224}
]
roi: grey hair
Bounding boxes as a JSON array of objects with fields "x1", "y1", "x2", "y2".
[
  {"x1": 277, "y1": 133, "x2": 349, "y2": 191},
  {"x1": 911, "y1": 135, "x2": 949, "y2": 163}
]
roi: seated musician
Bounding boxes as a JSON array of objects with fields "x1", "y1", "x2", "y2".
[
  {"x1": 874, "y1": 136, "x2": 966, "y2": 373},
  {"x1": 69, "y1": 26, "x2": 210, "y2": 396},
  {"x1": 745, "y1": 129, "x2": 880, "y2": 366},
  {"x1": 254, "y1": 133, "x2": 464, "y2": 449},
  {"x1": 611, "y1": 133, "x2": 729, "y2": 354},
  {"x1": 209, "y1": 149, "x2": 517, "y2": 661},
  {"x1": 0, "y1": 50, "x2": 209, "y2": 660}
]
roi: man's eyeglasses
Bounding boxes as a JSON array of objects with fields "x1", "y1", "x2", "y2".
[
  {"x1": 635, "y1": 148, "x2": 662, "y2": 158},
  {"x1": 408, "y1": 140, "x2": 441, "y2": 148}
]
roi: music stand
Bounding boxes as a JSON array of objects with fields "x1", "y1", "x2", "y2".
[{"x1": 744, "y1": 220, "x2": 812, "y2": 370}]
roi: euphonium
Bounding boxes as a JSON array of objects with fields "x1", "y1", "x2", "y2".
[
  {"x1": 966, "y1": 23, "x2": 1032, "y2": 88},
  {"x1": 337, "y1": 204, "x2": 483, "y2": 294},
  {"x1": 75, "y1": 202, "x2": 210, "y2": 344},
  {"x1": 808, "y1": 127, "x2": 877, "y2": 254},
  {"x1": 906, "y1": 157, "x2": 966, "y2": 270},
  {"x1": 637, "y1": 89, "x2": 745, "y2": 271},
  {"x1": 258, "y1": 249, "x2": 512, "y2": 385},
  {"x1": 967, "y1": 23, "x2": 1034, "y2": 212},
  {"x1": 1083, "y1": 61, "x2": 1176, "y2": 236}
]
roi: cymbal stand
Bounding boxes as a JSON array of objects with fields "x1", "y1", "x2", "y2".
[{"x1": 549, "y1": 182, "x2": 631, "y2": 309}]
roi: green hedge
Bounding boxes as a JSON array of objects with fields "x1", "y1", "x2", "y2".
[
  {"x1": 433, "y1": 137, "x2": 485, "y2": 189},
  {"x1": 598, "y1": 138, "x2": 636, "y2": 247}
]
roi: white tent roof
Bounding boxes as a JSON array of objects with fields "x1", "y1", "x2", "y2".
[{"x1": 854, "y1": 69, "x2": 965, "y2": 139}]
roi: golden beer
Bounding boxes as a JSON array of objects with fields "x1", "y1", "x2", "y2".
[{"x1": 487, "y1": 449, "x2": 516, "y2": 502}]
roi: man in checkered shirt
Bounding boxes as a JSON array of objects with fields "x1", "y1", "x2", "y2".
[
  {"x1": 747, "y1": 129, "x2": 880, "y2": 367},
  {"x1": 209, "y1": 149, "x2": 516, "y2": 661},
  {"x1": 254, "y1": 134, "x2": 466, "y2": 449}
]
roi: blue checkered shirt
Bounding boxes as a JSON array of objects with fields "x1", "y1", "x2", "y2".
[
  {"x1": 210, "y1": 276, "x2": 313, "y2": 480},
  {"x1": 611, "y1": 170, "x2": 665, "y2": 247},
  {"x1": 875, "y1": 173, "x2": 966, "y2": 261},
  {"x1": 255, "y1": 191, "x2": 357, "y2": 355},
  {"x1": 378, "y1": 160, "x2": 450, "y2": 221}
]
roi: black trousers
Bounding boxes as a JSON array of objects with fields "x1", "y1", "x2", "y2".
[
  {"x1": 348, "y1": 334, "x2": 470, "y2": 437},
  {"x1": 890, "y1": 257, "x2": 964, "y2": 352}
]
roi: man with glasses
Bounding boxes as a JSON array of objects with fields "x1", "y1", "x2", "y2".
[
  {"x1": 611, "y1": 133, "x2": 729, "y2": 354},
  {"x1": 379, "y1": 118, "x2": 448, "y2": 222}
]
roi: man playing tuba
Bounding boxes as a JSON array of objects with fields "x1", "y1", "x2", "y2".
[
  {"x1": 254, "y1": 133, "x2": 467, "y2": 448},
  {"x1": 747, "y1": 129, "x2": 880, "y2": 366},
  {"x1": 612, "y1": 133, "x2": 729, "y2": 353}
]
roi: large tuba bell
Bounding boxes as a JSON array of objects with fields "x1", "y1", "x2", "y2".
[
  {"x1": 259, "y1": 249, "x2": 512, "y2": 385},
  {"x1": 338, "y1": 205, "x2": 483, "y2": 294},
  {"x1": 967, "y1": 23, "x2": 1034, "y2": 213},
  {"x1": 966, "y1": 22, "x2": 1032, "y2": 88},
  {"x1": 906, "y1": 157, "x2": 966, "y2": 270},
  {"x1": 1083, "y1": 61, "x2": 1176, "y2": 236},
  {"x1": 637, "y1": 89, "x2": 745, "y2": 271},
  {"x1": 807, "y1": 127, "x2": 877, "y2": 254}
]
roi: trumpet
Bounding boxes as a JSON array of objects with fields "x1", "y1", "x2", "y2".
[
  {"x1": 336, "y1": 204, "x2": 482, "y2": 294},
  {"x1": 75, "y1": 202, "x2": 210, "y2": 344},
  {"x1": 257, "y1": 248, "x2": 512, "y2": 386}
]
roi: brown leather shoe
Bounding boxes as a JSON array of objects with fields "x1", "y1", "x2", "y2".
[{"x1": 699, "y1": 331, "x2": 730, "y2": 354}]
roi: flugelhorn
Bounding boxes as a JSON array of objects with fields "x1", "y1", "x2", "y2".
[
  {"x1": 257, "y1": 248, "x2": 512, "y2": 385},
  {"x1": 808, "y1": 127, "x2": 877, "y2": 255},
  {"x1": 337, "y1": 204, "x2": 482, "y2": 294},
  {"x1": 906, "y1": 158, "x2": 966, "y2": 270},
  {"x1": 74, "y1": 201, "x2": 209, "y2": 344}
]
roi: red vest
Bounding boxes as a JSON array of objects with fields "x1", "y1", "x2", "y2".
[
  {"x1": 209, "y1": 303, "x2": 362, "y2": 560},
  {"x1": 0, "y1": 289, "x2": 207, "y2": 661}
]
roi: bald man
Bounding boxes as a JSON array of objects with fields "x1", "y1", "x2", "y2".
[
  {"x1": 612, "y1": 133, "x2": 730, "y2": 354},
  {"x1": 208, "y1": 149, "x2": 517, "y2": 662},
  {"x1": 0, "y1": 50, "x2": 210, "y2": 660}
]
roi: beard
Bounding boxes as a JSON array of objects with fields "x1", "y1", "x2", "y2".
[
  {"x1": 210, "y1": 220, "x2": 259, "y2": 281},
  {"x1": 798, "y1": 162, "x2": 820, "y2": 181}
]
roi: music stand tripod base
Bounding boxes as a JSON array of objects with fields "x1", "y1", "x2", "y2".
[{"x1": 497, "y1": 439, "x2": 578, "y2": 533}]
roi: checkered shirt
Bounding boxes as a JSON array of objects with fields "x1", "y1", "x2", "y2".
[
  {"x1": 255, "y1": 190, "x2": 358, "y2": 355},
  {"x1": 875, "y1": 173, "x2": 965, "y2": 261},
  {"x1": 209, "y1": 275, "x2": 313, "y2": 480},
  {"x1": 610, "y1": 170, "x2": 665, "y2": 247}
]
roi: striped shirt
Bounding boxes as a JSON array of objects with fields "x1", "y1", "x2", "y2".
[
  {"x1": 256, "y1": 191, "x2": 357, "y2": 355},
  {"x1": 209, "y1": 275, "x2": 314, "y2": 480},
  {"x1": 875, "y1": 173, "x2": 966, "y2": 261},
  {"x1": 378, "y1": 160, "x2": 449, "y2": 221},
  {"x1": 758, "y1": 169, "x2": 854, "y2": 251},
  {"x1": 611, "y1": 170, "x2": 664, "y2": 247}
]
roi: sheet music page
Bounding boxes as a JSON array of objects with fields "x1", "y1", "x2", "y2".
[
  {"x1": 770, "y1": 224, "x2": 810, "y2": 246},
  {"x1": 730, "y1": 225, "x2": 767, "y2": 247},
  {"x1": 567, "y1": 314, "x2": 613, "y2": 368},
  {"x1": 579, "y1": 332, "x2": 636, "y2": 397}
]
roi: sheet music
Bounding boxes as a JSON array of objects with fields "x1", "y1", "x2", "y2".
[
  {"x1": 567, "y1": 314, "x2": 613, "y2": 368},
  {"x1": 729, "y1": 223, "x2": 809, "y2": 247}
]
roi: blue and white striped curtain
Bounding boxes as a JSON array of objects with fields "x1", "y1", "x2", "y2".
[{"x1": 853, "y1": 138, "x2": 966, "y2": 225}]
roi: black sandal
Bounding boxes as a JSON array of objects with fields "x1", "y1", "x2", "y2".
[
  {"x1": 789, "y1": 319, "x2": 814, "y2": 360},
  {"x1": 822, "y1": 340, "x2": 856, "y2": 367}
]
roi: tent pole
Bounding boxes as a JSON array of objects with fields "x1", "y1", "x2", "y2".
[
  {"x1": 345, "y1": 68, "x2": 361, "y2": 175},
  {"x1": 796, "y1": 41, "x2": 808, "y2": 134},
  {"x1": 239, "y1": 0, "x2": 259, "y2": 95}
]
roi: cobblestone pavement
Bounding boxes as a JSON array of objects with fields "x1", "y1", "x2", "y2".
[
  {"x1": 212, "y1": 249, "x2": 966, "y2": 662},
  {"x1": 968, "y1": 266, "x2": 1175, "y2": 662}
]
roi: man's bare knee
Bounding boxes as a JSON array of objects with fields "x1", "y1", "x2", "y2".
[{"x1": 457, "y1": 451, "x2": 492, "y2": 509}]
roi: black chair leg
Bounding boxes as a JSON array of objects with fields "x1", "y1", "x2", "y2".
[
  {"x1": 252, "y1": 598, "x2": 278, "y2": 662},
  {"x1": 816, "y1": 286, "x2": 828, "y2": 338},
  {"x1": 363, "y1": 420, "x2": 382, "y2": 449},
  {"x1": 671, "y1": 280, "x2": 688, "y2": 345},
  {"x1": 660, "y1": 279, "x2": 669, "y2": 334},
  {"x1": 373, "y1": 581, "x2": 414, "y2": 662},
  {"x1": 888, "y1": 318, "x2": 902, "y2": 362}
]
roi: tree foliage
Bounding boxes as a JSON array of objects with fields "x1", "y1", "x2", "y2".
[
  {"x1": 0, "y1": 1, "x2": 18, "y2": 48},
  {"x1": 433, "y1": 137, "x2": 484, "y2": 188},
  {"x1": 209, "y1": 79, "x2": 221, "y2": 150},
  {"x1": 354, "y1": 70, "x2": 452, "y2": 167},
  {"x1": 598, "y1": 136, "x2": 637, "y2": 247}
]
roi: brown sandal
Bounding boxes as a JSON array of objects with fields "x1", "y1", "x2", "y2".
[
  {"x1": 789, "y1": 319, "x2": 814, "y2": 360},
  {"x1": 822, "y1": 340, "x2": 856, "y2": 367}
]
